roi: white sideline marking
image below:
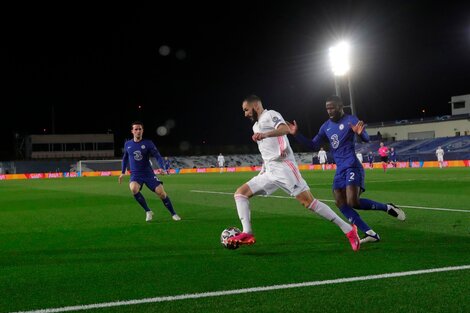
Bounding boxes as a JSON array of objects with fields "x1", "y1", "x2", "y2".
[
  {"x1": 190, "y1": 190, "x2": 470, "y2": 213},
  {"x1": 11, "y1": 265, "x2": 470, "y2": 313}
]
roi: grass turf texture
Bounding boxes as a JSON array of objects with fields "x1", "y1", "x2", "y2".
[{"x1": 1, "y1": 168, "x2": 469, "y2": 313}]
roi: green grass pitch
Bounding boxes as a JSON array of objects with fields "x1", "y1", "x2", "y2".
[{"x1": 1, "y1": 168, "x2": 469, "y2": 313}]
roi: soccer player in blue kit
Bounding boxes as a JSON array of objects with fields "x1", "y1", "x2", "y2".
[
  {"x1": 287, "y1": 96, "x2": 405, "y2": 244},
  {"x1": 119, "y1": 121, "x2": 181, "y2": 222}
]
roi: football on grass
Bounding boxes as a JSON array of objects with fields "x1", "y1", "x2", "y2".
[{"x1": 220, "y1": 227, "x2": 241, "y2": 249}]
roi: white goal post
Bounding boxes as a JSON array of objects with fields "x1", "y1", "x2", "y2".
[{"x1": 77, "y1": 159, "x2": 122, "y2": 173}]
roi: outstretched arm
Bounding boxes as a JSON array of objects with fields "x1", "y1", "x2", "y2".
[
  {"x1": 286, "y1": 120, "x2": 299, "y2": 136},
  {"x1": 286, "y1": 120, "x2": 323, "y2": 151}
]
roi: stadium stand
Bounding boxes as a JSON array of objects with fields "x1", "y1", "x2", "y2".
[
  {"x1": 355, "y1": 136, "x2": 470, "y2": 162},
  {"x1": 3, "y1": 136, "x2": 470, "y2": 174}
]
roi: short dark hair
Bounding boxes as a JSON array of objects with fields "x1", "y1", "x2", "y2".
[
  {"x1": 244, "y1": 95, "x2": 261, "y2": 103},
  {"x1": 131, "y1": 121, "x2": 144, "y2": 128},
  {"x1": 326, "y1": 95, "x2": 343, "y2": 105}
]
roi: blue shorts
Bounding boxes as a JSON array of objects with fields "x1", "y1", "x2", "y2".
[
  {"x1": 333, "y1": 167, "x2": 365, "y2": 192},
  {"x1": 130, "y1": 174, "x2": 163, "y2": 192}
]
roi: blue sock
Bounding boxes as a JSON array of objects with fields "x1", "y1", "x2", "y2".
[
  {"x1": 162, "y1": 196, "x2": 177, "y2": 216},
  {"x1": 359, "y1": 198, "x2": 388, "y2": 211},
  {"x1": 134, "y1": 192, "x2": 151, "y2": 212},
  {"x1": 339, "y1": 205, "x2": 371, "y2": 234}
]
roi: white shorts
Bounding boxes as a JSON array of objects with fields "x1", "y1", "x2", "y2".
[
  {"x1": 247, "y1": 160, "x2": 309, "y2": 197},
  {"x1": 319, "y1": 158, "x2": 327, "y2": 164},
  {"x1": 437, "y1": 156, "x2": 444, "y2": 162}
]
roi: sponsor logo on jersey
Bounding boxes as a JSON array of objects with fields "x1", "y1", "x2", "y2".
[
  {"x1": 331, "y1": 134, "x2": 340, "y2": 149},
  {"x1": 133, "y1": 150, "x2": 143, "y2": 161}
]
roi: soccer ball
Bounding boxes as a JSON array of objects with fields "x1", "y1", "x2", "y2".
[{"x1": 220, "y1": 226, "x2": 241, "y2": 250}]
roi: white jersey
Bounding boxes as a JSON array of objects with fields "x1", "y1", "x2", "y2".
[
  {"x1": 318, "y1": 150, "x2": 327, "y2": 164},
  {"x1": 356, "y1": 153, "x2": 363, "y2": 163},
  {"x1": 217, "y1": 155, "x2": 225, "y2": 167},
  {"x1": 436, "y1": 148, "x2": 444, "y2": 161},
  {"x1": 248, "y1": 109, "x2": 309, "y2": 197},
  {"x1": 253, "y1": 109, "x2": 295, "y2": 164}
]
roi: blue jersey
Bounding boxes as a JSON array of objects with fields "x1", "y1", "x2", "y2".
[
  {"x1": 121, "y1": 139, "x2": 166, "y2": 176},
  {"x1": 295, "y1": 114, "x2": 370, "y2": 171}
]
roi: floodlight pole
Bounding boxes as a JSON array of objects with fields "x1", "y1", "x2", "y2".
[
  {"x1": 334, "y1": 73, "x2": 356, "y2": 116},
  {"x1": 347, "y1": 74, "x2": 356, "y2": 116},
  {"x1": 334, "y1": 76, "x2": 342, "y2": 99}
]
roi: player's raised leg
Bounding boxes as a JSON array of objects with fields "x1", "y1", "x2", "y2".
[
  {"x1": 297, "y1": 190, "x2": 360, "y2": 251},
  {"x1": 358, "y1": 199, "x2": 406, "y2": 221}
]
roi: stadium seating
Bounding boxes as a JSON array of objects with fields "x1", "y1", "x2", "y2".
[
  {"x1": 4, "y1": 136, "x2": 470, "y2": 174},
  {"x1": 355, "y1": 136, "x2": 470, "y2": 162}
]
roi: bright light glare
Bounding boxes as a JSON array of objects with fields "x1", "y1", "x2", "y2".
[
  {"x1": 159, "y1": 45, "x2": 171, "y2": 56},
  {"x1": 329, "y1": 42, "x2": 350, "y2": 76},
  {"x1": 157, "y1": 126, "x2": 168, "y2": 136}
]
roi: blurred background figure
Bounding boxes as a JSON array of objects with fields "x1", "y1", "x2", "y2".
[
  {"x1": 318, "y1": 147, "x2": 328, "y2": 170},
  {"x1": 217, "y1": 153, "x2": 225, "y2": 173},
  {"x1": 435, "y1": 146, "x2": 445, "y2": 168}
]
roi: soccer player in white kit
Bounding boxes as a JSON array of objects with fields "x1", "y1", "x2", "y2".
[
  {"x1": 228, "y1": 95, "x2": 360, "y2": 251},
  {"x1": 356, "y1": 152, "x2": 363, "y2": 164},
  {"x1": 318, "y1": 147, "x2": 328, "y2": 170},
  {"x1": 435, "y1": 146, "x2": 445, "y2": 168},
  {"x1": 217, "y1": 153, "x2": 225, "y2": 173}
]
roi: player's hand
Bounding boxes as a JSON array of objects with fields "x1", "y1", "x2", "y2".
[
  {"x1": 350, "y1": 121, "x2": 365, "y2": 135},
  {"x1": 118, "y1": 174, "x2": 124, "y2": 184},
  {"x1": 286, "y1": 120, "x2": 298, "y2": 135},
  {"x1": 252, "y1": 133, "x2": 265, "y2": 142}
]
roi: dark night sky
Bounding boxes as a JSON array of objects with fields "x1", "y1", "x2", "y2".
[{"x1": 1, "y1": 1, "x2": 469, "y2": 159}]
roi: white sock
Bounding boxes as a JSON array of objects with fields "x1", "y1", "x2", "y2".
[
  {"x1": 234, "y1": 194, "x2": 252, "y2": 234},
  {"x1": 309, "y1": 199, "x2": 352, "y2": 234}
]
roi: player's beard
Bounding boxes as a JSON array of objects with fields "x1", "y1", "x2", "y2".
[
  {"x1": 329, "y1": 111, "x2": 343, "y2": 122},
  {"x1": 251, "y1": 109, "x2": 259, "y2": 122}
]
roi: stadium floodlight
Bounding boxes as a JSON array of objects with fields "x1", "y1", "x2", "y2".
[
  {"x1": 329, "y1": 41, "x2": 356, "y2": 116},
  {"x1": 329, "y1": 41, "x2": 350, "y2": 76}
]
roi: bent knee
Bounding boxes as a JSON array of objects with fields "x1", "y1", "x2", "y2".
[
  {"x1": 155, "y1": 190, "x2": 166, "y2": 199},
  {"x1": 234, "y1": 184, "x2": 252, "y2": 198},
  {"x1": 347, "y1": 200, "x2": 361, "y2": 209},
  {"x1": 130, "y1": 187, "x2": 140, "y2": 194},
  {"x1": 335, "y1": 198, "x2": 347, "y2": 208}
]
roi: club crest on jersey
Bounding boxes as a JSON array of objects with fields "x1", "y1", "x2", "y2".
[
  {"x1": 272, "y1": 116, "x2": 280, "y2": 123},
  {"x1": 141, "y1": 145, "x2": 146, "y2": 149},
  {"x1": 339, "y1": 124, "x2": 344, "y2": 130}
]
